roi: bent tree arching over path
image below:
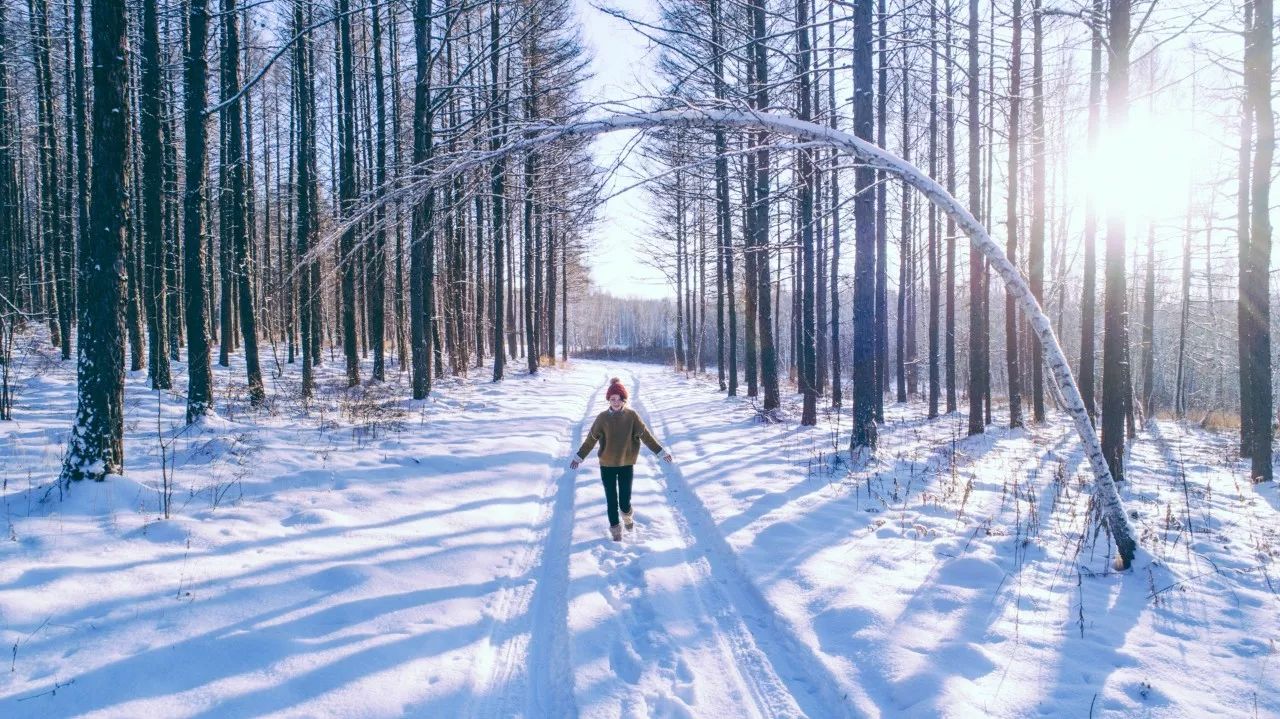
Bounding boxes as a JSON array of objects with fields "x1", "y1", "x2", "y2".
[{"x1": 406, "y1": 107, "x2": 1140, "y2": 568}]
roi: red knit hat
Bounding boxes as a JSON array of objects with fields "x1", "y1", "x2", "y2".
[{"x1": 607, "y1": 377, "x2": 629, "y2": 401}]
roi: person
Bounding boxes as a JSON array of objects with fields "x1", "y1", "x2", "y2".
[{"x1": 570, "y1": 377, "x2": 673, "y2": 541}]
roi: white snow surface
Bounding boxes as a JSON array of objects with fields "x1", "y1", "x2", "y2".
[{"x1": 1, "y1": 339, "x2": 1278, "y2": 718}]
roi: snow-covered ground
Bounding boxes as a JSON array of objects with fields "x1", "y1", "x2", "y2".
[{"x1": 1, "y1": 335, "x2": 1277, "y2": 718}]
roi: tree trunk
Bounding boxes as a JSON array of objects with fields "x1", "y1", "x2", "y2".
[
  {"x1": 927, "y1": 0, "x2": 940, "y2": 418},
  {"x1": 140, "y1": 0, "x2": 171, "y2": 390},
  {"x1": 1244, "y1": 0, "x2": 1274, "y2": 481},
  {"x1": 712, "y1": 0, "x2": 736, "y2": 395},
  {"x1": 943, "y1": 4, "x2": 957, "y2": 413},
  {"x1": 851, "y1": 0, "x2": 878, "y2": 452},
  {"x1": 71, "y1": 0, "x2": 89, "y2": 355},
  {"x1": 490, "y1": 1, "x2": 507, "y2": 381},
  {"x1": 337, "y1": 0, "x2": 359, "y2": 386},
  {"x1": 966, "y1": 0, "x2": 985, "y2": 436},
  {"x1": 370, "y1": 0, "x2": 389, "y2": 382},
  {"x1": 410, "y1": 0, "x2": 436, "y2": 398},
  {"x1": 898, "y1": 45, "x2": 910, "y2": 405},
  {"x1": 0, "y1": 1, "x2": 16, "y2": 359},
  {"x1": 875, "y1": 0, "x2": 889, "y2": 423},
  {"x1": 28, "y1": 0, "x2": 70, "y2": 358},
  {"x1": 296, "y1": 0, "x2": 320, "y2": 396},
  {"x1": 796, "y1": 0, "x2": 818, "y2": 426},
  {"x1": 743, "y1": 149, "x2": 759, "y2": 398},
  {"x1": 523, "y1": 147, "x2": 539, "y2": 374},
  {"x1": 1029, "y1": 0, "x2": 1046, "y2": 422},
  {"x1": 1101, "y1": 0, "x2": 1132, "y2": 481},
  {"x1": 1142, "y1": 224, "x2": 1155, "y2": 419},
  {"x1": 62, "y1": 0, "x2": 129, "y2": 481},
  {"x1": 1175, "y1": 203, "x2": 1192, "y2": 419},
  {"x1": 220, "y1": 0, "x2": 264, "y2": 405},
  {"x1": 749, "y1": 0, "x2": 779, "y2": 412},
  {"x1": 1006, "y1": 0, "x2": 1024, "y2": 428},
  {"x1": 183, "y1": 0, "x2": 214, "y2": 420},
  {"x1": 826, "y1": 1, "x2": 842, "y2": 408},
  {"x1": 1237, "y1": 3, "x2": 1254, "y2": 458},
  {"x1": 1080, "y1": 0, "x2": 1102, "y2": 422}
]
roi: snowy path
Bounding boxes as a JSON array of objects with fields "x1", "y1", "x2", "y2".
[
  {"x1": 564, "y1": 368, "x2": 856, "y2": 718},
  {"x1": 2, "y1": 344, "x2": 1277, "y2": 718}
]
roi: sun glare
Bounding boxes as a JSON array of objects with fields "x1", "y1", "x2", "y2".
[{"x1": 1071, "y1": 105, "x2": 1203, "y2": 224}]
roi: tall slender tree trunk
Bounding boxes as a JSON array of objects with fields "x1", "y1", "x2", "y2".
[
  {"x1": 826, "y1": 1, "x2": 842, "y2": 407},
  {"x1": 140, "y1": 0, "x2": 171, "y2": 390},
  {"x1": 749, "y1": 0, "x2": 779, "y2": 411},
  {"x1": 797, "y1": 0, "x2": 818, "y2": 426},
  {"x1": 966, "y1": 0, "x2": 986, "y2": 436},
  {"x1": 297, "y1": 0, "x2": 320, "y2": 395},
  {"x1": 29, "y1": 0, "x2": 70, "y2": 358},
  {"x1": 713, "y1": 0, "x2": 736, "y2": 395},
  {"x1": 0, "y1": 2, "x2": 16, "y2": 367},
  {"x1": 1244, "y1": 0, "x2": 1273, "y2": 481},
  {"x1": 62, "y1": 0, "x2": 129, "y2": 481},
  {"x1": 1080, "y1": 0, "x2": 1102, "y2": 421},
  {"x1": 1101, "y1": 0, "x2": 1132, "y2": 481},
  {"x1": 875, "y1": 0, "x2": 888, "y2": 422},
  {"x1": 337, "y1": 0, "x2": 359, "y2": 386},
  {"x1": 220, "y1": 0, "x2": 264, "y2": 405},
  {"x1": 489, "y1": 1, "x2": 507, "y2": 381},
  {"x1": 897, "y1": 46, "x2": 910, "y2": 405},
  {"x1": 410, "y1": 0, "x2": 436, "y2": 398},
  {"x1": 71, "y1": 0, "x2": 89, "y2": 355},
  {"x1": 369, "y1": 0, "x2": 389, "y2": 382},
  {"x1": 1006, "y1": 0, "x2": 1024, "y2": 428},
  {"x1": 1141, "y1": 224, "x2": 1155, "y2": 419},
  {"x1": 523, "y1": 80, "x2": 539, "y2": 375},
  {"x1": 1029, "y1": 0, "x2": 1046, "y2": 422},
  {"x1": 1174, "y1": 204, "x2": 1192, "y2": 419},
  {"x1": 184, "y1": 0, "x2": 214, "y2": 420},
  {"x1": 851, "y1": 0, "x2": 877, "y2": 452},
  {"x1": 743, "y1": 150, "x2": 759, "y2": 398},
  {"x1": 1237, "y1": 2, "x2": 1254, "y2": 458},
  {"x1": 927, "y1": 0, "x2": 940, "y2": 418},
  {"x1": 943, "y1": 4, "x2": 957, "y2": 413}
]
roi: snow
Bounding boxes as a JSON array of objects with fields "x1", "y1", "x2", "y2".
[{"x1": 1, "y1": 336, "x2": 1277, "y2": 717}]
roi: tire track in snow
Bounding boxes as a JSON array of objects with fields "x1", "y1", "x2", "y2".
[
  {"x1": 626, "y1": 370, "x2": 861, "y2": 719},
  {"x1": 463, "y1": 372, "x2": 599, "y2": 719}
]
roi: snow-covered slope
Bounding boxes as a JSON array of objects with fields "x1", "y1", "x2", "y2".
[{"x1": 1, "y1": 342, "x2": 1276, "y2": 717}]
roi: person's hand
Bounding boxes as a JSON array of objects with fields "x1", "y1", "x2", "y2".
[
  {"x1": 662, "y1": 452, "x2": 673, "y2": 464},
  {"x1": 570, "y1": 458, "x2": 581, "y2": 470}
]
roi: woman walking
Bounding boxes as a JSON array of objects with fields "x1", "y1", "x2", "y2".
[{"x1": 570, "y1": 377, "x2": 674, "y2": 541}]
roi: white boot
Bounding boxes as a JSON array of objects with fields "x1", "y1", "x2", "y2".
[
  {"x1": 621, "y1": 510, "x2": 635, "y2": 530},
  {"x1": 610, "y1": 523, "x2": 622, "y2": 542}
]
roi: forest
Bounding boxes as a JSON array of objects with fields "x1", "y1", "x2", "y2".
[
  {"x1": 0, "y1": 0, "x2": 1277, "y2": 716},
  {"x1": 1, "y1": 0, "x2": 1272, "y2": 556}
]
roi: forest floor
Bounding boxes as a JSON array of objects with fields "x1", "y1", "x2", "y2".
[{"x1": 1, "y1": 332, "x2": 1278, "y2": 718}]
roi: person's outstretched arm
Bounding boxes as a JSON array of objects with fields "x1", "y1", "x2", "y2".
[
  {"x1": 571, "y1": 415, "x2": 604, "y2": 468},
  {"x1": 635, "y1": 414, "x2": 673, "y2": 463}
]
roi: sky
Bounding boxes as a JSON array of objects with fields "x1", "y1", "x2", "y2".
[{"x1": 573, "y1": 0, "x2": 674, "y2": 300}]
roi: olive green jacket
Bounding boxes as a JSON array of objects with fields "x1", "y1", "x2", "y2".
[{"x1": 576, "y1": 407, "x2": 664, "y2": 467}]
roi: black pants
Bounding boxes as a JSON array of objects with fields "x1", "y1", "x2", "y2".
[{"x1": 600, "y1": 465, "x2": 634, "y2": 527}]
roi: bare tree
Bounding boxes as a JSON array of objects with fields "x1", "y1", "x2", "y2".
[{"x1": 61, "y1": 0, "x2": 130, "y2": 481}]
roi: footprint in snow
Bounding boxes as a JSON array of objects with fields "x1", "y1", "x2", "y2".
[{"x1": 610, "y1": 636, "x2": 644, "y2": 684}]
